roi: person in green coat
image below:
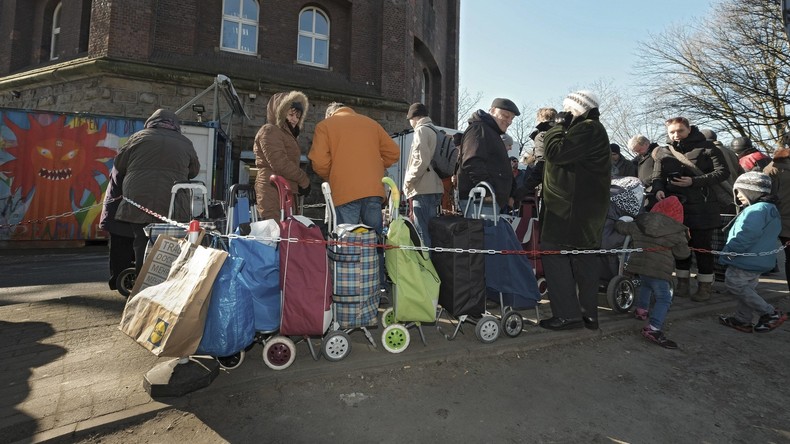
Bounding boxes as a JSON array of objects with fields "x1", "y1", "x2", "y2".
[{"x1": 539, "y1": 90, "x2": 611, "y2": 331}]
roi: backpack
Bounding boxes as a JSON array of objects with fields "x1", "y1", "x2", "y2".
[{"x1": 423, "y1": 125, "x2": 458, "y2": 179}]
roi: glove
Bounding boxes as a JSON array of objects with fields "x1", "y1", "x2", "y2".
[
  {"x1": 555, "y1": 111, "x2": 573, "y2": 128},
  {"x1": 298, "y1": 183, "x2": 312, "y2": 196}
]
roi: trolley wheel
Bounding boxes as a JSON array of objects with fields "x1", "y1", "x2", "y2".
[
  {"x1": 381, "y1": 324, "x2": 410, "y2": 354},
  {"x1": 474, "y1": 316, "x2": 500, "y2": 344},
  {"x1": 536, "y1": 277, "x2": 548, "y2": 299},
  {"x1": 501, "y1": 310, "x2": 524, "y2": 338},
  {"x1": 322, "y1": 330, "x2": 352, "y2": 362},
  {"x1": 381, "y1": 307, "x2": 396, "y2": 328},
  {"x1": 116, "y1": 267, "x2": 137, "y2": 298},
  {"x1": 216, "y1": 350, "x2": 245, "y2": 370},
  {"x1": 262, "y1": 336, "x2": 296, "y2": 370},
  {"x1": 607, "y1": 275, "x2": 636, "y2": 313}
]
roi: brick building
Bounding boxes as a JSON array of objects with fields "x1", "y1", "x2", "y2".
[{"x1": 0, "y1": 0, "x2": 460, "y2": 156}]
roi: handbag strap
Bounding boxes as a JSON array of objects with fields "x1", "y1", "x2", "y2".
[{"x1": 666, "y1": 145, "x2": 704, "y2": 176}]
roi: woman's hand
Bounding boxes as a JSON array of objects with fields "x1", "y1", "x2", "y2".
[
  {"x1": 670, "y1": 176, "x2": 693, "y2": 187},
  {"x1": 656, "y1": 190, "x2": 665, "y2": 200}
]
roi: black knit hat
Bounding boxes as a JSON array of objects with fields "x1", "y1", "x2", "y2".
[
  {"x1": 610, "y1": 143, "x2": 621, "y2": 154},
  {"x1": 406, "y1": 103, "x2": 429, "y2": 119},
  {"x1": 490, "y1": 98, "x2": 520, "y2": 116}
]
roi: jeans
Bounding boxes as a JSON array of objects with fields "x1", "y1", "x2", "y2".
[
  {"x1": 335, "y1": 196, "x2": 386, "y2": 287},
  {"x1": 410, "y1": 193, "x2": 442, "y2": 247},
  {"x1": 335, "y1": 196, "x2": 383, "y2": 235},
  {"x1": 725, "y1": 266, "x2": 774, "y2": 323},
  {"x1": 638, "y1": 276, "x2": 673, "y2": 330}
]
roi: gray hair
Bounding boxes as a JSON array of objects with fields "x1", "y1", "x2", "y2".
[
  {"x1": 627, "y1": 134, "x2": 651, "y2": 150},
  {"x1": 325, "y1": 102, "x2": 345, "y2": 118},
  {"x1": 501, "y1": 133, "x2": 514, "y2": 147}
]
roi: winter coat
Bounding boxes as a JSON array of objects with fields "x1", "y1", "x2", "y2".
[
  {"x1": 612, "y1": 155, "x2": 637, "y2": 178},
  {"x1": 718, "y1": 199, "x2": 781, "y2": 273},
  {"x1": 403, "y1": 116, "x2": 443, "y2": 199},
  {"x1": 651, "y1": 126, "x2": 729, "y2": 230},
  {"x1": 715, "y1": 141, "x2": 743, "y2": 184},
  {"x1": 739, "y1": 151, "x2": 771, "y2": 172},
  {"x1": 99, "y1": 167, "x2": 134, "y2": 238},
  {"x1": 764, "y1": 148, "x2": 790, "y2": 238},
  {"x1": 457, "y1": 110, "x2": 513, "y2": 208},
  {"x1": 309, "y1": 107, "x2": 399, "y2": 207},
  {"x1": 541, "y1": 108, "x2": 611, "y2": 249},
  {"x1": 254, "y1": 91, "x2": 310, "y2": 220},
  {"x1": 615, "y1": 213, "x2": 690, "y2": 281},
  {"x1": 114, "y1": 109, "x2": 200, "y2": 224},
  {"x1": 522, "y1": 121, "x2": 552, "y2": 192}
]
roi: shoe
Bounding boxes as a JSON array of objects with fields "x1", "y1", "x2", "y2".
[
  {"x1": 634, "y1": 308, "x2": 648, "y2": 321},
  {"x1": 641, "y1": 327, "x2": 678, "y2": 349},
  {"x1": 539, "y1": 317, "x2": 583, "y2": 331},
  {"x1": 582, "y1": 316, "x2": 599, "y2": 330},
  {"x1": 108, "y1": 277, "x2": 117, "y2": 291},
  {"x1": 754, "y1": 310, "x2": 787, "y2": 333},
  {"x1": 675, "y1": 277, "x2": 690, "y2": 298},
  {"x1": 718, "y1": 315, "x2": 754, "y2": 333},
  {"x1": 691, "y1": 281, "x2": 712, "y2": 302}
]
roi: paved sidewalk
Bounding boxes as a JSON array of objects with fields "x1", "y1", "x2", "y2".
[{"x1": 0, "y1": 248, "x2": 787, "y2": 444}]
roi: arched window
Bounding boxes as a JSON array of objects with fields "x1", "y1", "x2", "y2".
[
  {"x1": 297, "y1": 7, "x2": 329, "y2": 68},
  {"x1": 420, "y1": 70, "x2": 429, "y2": 104},
  {"x1": 50, "y1": 2, "x2": 62, "y2": 61},
  {"x1": 221, "y1": 0, "x2": 259, "y2": 54}
]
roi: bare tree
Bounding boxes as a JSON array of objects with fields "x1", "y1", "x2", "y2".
[
  {"x1": 456, "y1": 88, "x2": 484, "y2": 130},
  {"x1": 636, "y1": 0, "x2": 790, "y2": 153},
  {"x1": 507, "y1": 102, "x2": 536, "y2": 159}
]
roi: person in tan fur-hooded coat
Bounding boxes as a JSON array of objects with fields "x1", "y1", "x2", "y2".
[{"x1": 254, "y1": 91, "x2": 311, "y2": 220}]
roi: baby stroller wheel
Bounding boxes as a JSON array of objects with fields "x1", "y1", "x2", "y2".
[
  {"x1": 216, "y1": 350, "x2": 245, "y2": 370},
  {"x1": 607, "y1": 275, "x2": 636, "y2": 313},
  {"x1": 475, "y1": 316, "x2": 500, "y2": 344},
  {"x1": 381, "y1": 324, "x2": 410, "y2": 353},
  {"x1": 116, "y1": 267, "x2": 137, "y2": 298},
  {"x1": 536, "y1": 277, "x2": 548, "y2": 299},
  {"x1": 501, "y1": 310, "x2": 524, "y2": 338},
  {"x1": 322, "y1": 330, "x2": 352, "y2": 362},
  {"x1": 381, "y1": 307, "x2": 396, "y2": 328},
  {"x1": 262, "y1": 336, "x2": 296, "y2": 370}
]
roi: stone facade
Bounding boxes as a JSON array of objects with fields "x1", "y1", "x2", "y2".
[{"x1": 0, "y1": 0, "x2": 460, "y2": 159}]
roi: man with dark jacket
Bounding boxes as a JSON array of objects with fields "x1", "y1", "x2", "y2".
[
  {"x1": 114, "y1": 109, "x2": 200, "y2": 274},
  {"x1": 539, "y1": 90, "x2": 611, "y2": 331},
  {"x1": 457, "y1": 98, "x2": 520, "y2": 216}
]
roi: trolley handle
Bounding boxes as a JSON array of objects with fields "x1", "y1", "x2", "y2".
[
  {"x1": 269, "y1": 175, "x2": 294, "y2": 221},
  {"x1": 321, "y1": 182, "x2": 337, "y2": 232},
  {"x1": 464, "y1": 181, "x2": 497, "y2": 224},
  {"x1": 381, "y1": 177, "x2": 400, "y2": 225}
]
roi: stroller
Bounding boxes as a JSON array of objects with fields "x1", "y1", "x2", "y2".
[
  {"x1": 600, "y1": 176, "x2": 645, "y2": 313},
  {"x1": 379, "y1": 178, "x2": 441, "y2": 353}
]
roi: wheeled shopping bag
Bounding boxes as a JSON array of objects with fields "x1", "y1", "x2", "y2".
[{"x1": 379, "y1": 177, "x2": 440, "y2": 353}]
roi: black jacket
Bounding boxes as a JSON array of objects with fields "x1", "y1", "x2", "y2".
[{"x1": 457, "y1": 110, "x2": 513, "y2": 208}]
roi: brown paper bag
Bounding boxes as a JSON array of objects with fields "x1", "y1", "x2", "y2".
[
  {"x1": 119, "y1": 240, "x2": 228, "y2": 357},
  {"x1": 129, "y1": 235, "x2": 185, "y2": 297}
]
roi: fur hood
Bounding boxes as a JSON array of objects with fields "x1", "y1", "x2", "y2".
[
  {"x1": 773, "y1": 147, "x2": 790, "y2": 160},
  {"x1": 266, "y1": 91, "x2": 309, "y2": 129}
]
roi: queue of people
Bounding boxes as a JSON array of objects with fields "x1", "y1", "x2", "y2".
[{"x1": 102, "y1": 91, "x2": 787, "y2": 351}]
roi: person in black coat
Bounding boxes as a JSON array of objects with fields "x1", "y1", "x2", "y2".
[{"x1": 99, "y1": 166, "x2": 135, "y2": 291}]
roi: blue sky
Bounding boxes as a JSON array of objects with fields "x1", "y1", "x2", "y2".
[{"x1": 459, "y1": 0, "x2": 715, "y2": 119}]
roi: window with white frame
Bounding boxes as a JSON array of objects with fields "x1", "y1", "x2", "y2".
[
  {"x1": 297, "y1": 7, "x2": 329, "y2": 68},
  {"x1": 221, "y1": 0, "x2": 259, "y2": 54},
  {"x1": 50, "y1": 2, "x2": 62, "y2": 61}
]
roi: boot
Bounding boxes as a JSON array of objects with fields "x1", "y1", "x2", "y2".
[
  {"x1": 674, "y1": 270, "x2": 691, "y2": 298},
  {"x1": 692, "y1": 274, "x2": 715, "y2": 302}
]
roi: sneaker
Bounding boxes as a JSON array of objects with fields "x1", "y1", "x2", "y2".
[
  {"x1": 634, "y1": 308, "x2": 648, "y2": 321},
  {"x1": 753, "y1": 310, "x2": 787, "y2": 333},
  {"x1": 718, "y1": 315, "x2": 754, "y2": 333},
  {"x1": 641, "y1": 327, "x2": 678, "y2": 349}
]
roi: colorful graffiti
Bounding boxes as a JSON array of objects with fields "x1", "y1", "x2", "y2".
[{"x1": 0, "y1": 110, "x2": 145, "y2": 241}]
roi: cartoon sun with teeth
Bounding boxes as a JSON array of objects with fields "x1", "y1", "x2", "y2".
[{"x1": 1, "y1": 114, "x2": 117, "y2": 240}]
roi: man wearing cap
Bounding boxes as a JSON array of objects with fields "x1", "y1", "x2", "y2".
[
  {"x1": 403, "y1": 103, "x2": 444, "y2": 247},
  {"x1": 610, "y1": 143, "x2": 637, "y2": 177},
  {"x1": 457, "y1": 98, "x2": 520, "y2": 216},
  {"x1": 539, "y1": 90, "x2": 611, "y2": 331},
  {"x1": 731, "y1": 136, "x2": 771, "y2": 173},
  {"x1": 701, "y1": 129, "x2": 742, "y2": 184}
]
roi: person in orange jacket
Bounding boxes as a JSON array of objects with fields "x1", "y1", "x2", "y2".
[{"x1": 309, "y1": 102, "x2": 400, "y2": 234}]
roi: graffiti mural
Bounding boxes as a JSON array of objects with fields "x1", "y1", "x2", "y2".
[{"x1": 0, "y1": 109, "x2": 145, "y2": 241}]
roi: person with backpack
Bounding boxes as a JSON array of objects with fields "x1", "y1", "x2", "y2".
[{"x1": 403, "y1": 102, "x2": 444, "y2": 247}]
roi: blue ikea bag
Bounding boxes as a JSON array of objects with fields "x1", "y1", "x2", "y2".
[{"x1": 229, "y1": 237, "x2": 281, "y2": 332}]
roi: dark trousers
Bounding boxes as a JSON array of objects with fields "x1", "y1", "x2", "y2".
[
  {"x1": 108, "y1": 233, "x2": 135, "y2": 288},
  {"x1": 540, "y1": 240, "x2": 601, "y2": 320},
  {"x1": 676, "y1": 228, "x2": 714, "y2": 275},
  {"x1": 131, "y1": 223, "x2": 150, "y2": 275},
  {"x1": 781, "y1": 237, "x2": 790, "y2": 293}
]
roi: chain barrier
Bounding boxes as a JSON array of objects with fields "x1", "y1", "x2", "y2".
[
  {"x1": 0, "y1": 197, "x2": 124, "y2": 230},
  {"x1": 4, "y1": 196, "x2": 787, "y2": 258}
]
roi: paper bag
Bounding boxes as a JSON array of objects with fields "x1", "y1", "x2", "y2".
[
  {"x1": 119, "y1": 241, "x2": 228, "y2": 357},
  {"x1": 129, "y1": 235, "x2": 185, "y2": 297}
]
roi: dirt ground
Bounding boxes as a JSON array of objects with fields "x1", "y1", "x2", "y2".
[{"x1": 71, "y1": 305, "x2": 790, "y2": 444}]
